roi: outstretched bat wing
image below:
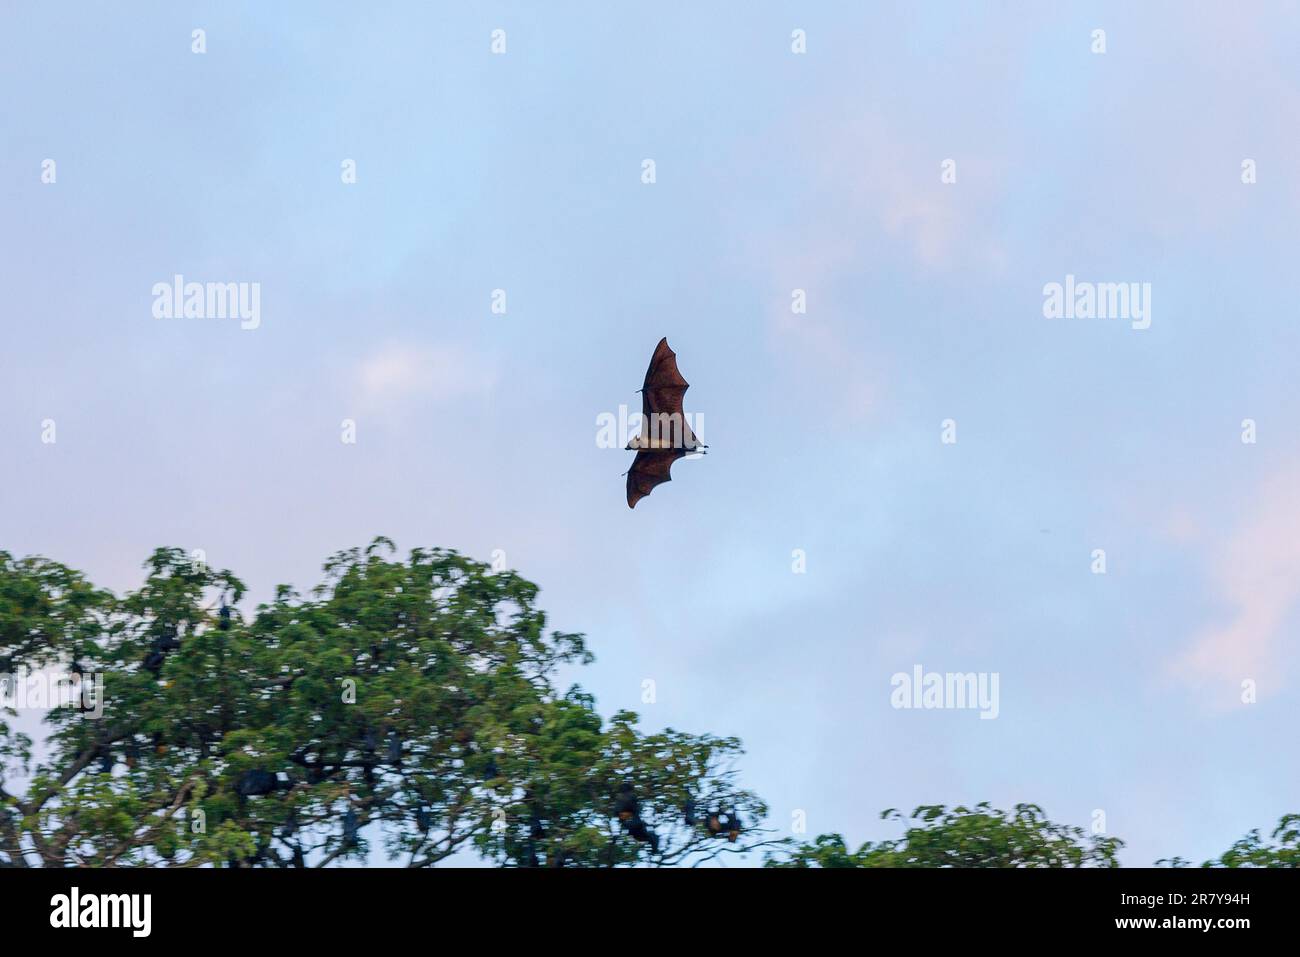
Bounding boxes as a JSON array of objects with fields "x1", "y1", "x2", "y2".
[
  {"x1": 641, "y1": 337, "x2": 688, "y2": 419},
  {"x1": 640, "y1": 337, "x2": 701, "y2": 449},
  {"x1": 626, "y1": 447, "x2": 687, "y2": 509}
]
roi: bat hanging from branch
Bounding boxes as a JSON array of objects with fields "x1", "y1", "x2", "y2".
[{"x1": 625, "y1": 337, "x2": 706, "y2": 508}]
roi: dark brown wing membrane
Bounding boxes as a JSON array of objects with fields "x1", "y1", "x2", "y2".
[
  {"x1": 641, "y1": 337, "x2": 688, "y2": 419},
  {"x1": 626, "y1": 447, "x2": 687, "y2": 508},
  {"x1": 640, "y1": 337, "x2": 701, "y2": 450}
]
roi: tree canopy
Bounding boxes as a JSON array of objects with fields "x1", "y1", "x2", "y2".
[
  {"x1": 4, "y1": 543, "x2": 1295, "y2": 869},
  {"x1": 766, "y1": 803, "x2": 1123, "y2": 868},
  {"x1": 0, "y1": 541, "x2": 768, "y2": 867},
  {"x1": 1157, "y1": 814, "x2": 1300, "y2": 868},
  {"x1": 769, "y1": 804, "x2": 1300, "y2": 868}
]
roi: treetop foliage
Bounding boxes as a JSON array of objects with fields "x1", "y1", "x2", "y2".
[
  {"x1": 766, "y1": 803, "x2": 1123, "y2": 868},
  {"x1": 0, "y1": 541, "x2": 768, "y2": 867}
]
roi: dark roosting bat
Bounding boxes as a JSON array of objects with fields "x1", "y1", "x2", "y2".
[{"x1": 625, "y1": 337, "x2": 706, "y2": 508}]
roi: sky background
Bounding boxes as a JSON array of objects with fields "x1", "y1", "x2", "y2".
[{"x1": 3, "y1": 1, "x2": 1299, "y2": 866}]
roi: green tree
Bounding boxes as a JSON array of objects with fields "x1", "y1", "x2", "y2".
[
  {"x1": 0, "y1": 541, "x2": 768, "y2": 867},
  {"x1": 766, "y1": 803, "x2": 1124, "y2": 868},
  {"x1": 1158, "y1": 814, "x2": 1300, "y2": 868}
]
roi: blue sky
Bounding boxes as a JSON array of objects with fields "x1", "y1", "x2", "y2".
[{"x1": 3, "y1": 1, "x2": 1299, "y2": 866}]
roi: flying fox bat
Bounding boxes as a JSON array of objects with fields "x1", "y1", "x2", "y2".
[{"x1": 625, "y1": 337, "x2": 706, "y2": 508}]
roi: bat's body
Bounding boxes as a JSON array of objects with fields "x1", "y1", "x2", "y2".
[
  {"x1": 626, "y1": 434, "x2": 688, "y2": 450},
  {"x1": 625, "y1": 338, "x2": 706, "y2": 508}
]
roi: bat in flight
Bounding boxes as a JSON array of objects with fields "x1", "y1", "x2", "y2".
[{"x1": 625, "y1": 337, "x2": 706, "y2": 508}]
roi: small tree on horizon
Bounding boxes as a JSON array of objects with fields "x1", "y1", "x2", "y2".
[{"x1": 766, "y1": 803, "x2": 1123, "y2": 868}]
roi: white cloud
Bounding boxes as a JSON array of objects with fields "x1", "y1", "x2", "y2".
[
  {"x1": 355, "y1": 341, "x2": 497, "y2": 411},
  {"x1": 1173, "y1": 464, "x2": 1300, "y2": 700}
]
